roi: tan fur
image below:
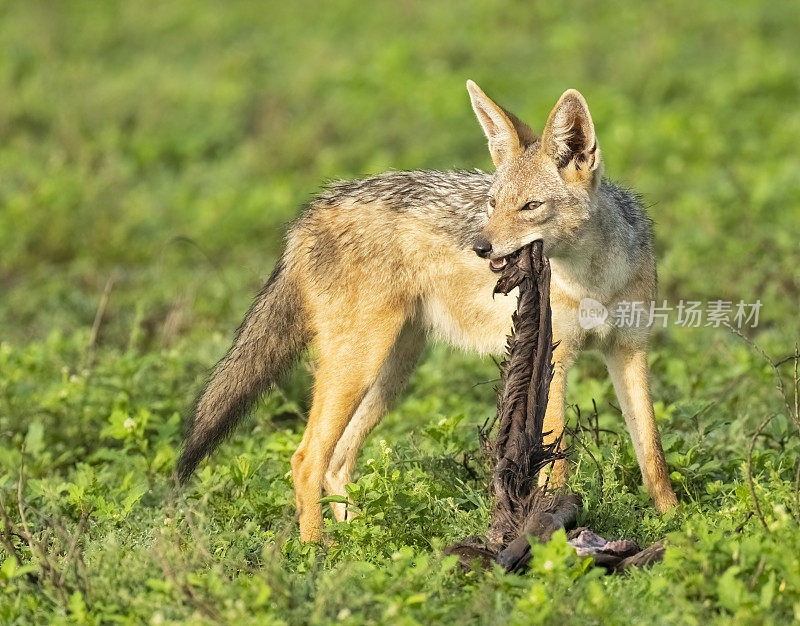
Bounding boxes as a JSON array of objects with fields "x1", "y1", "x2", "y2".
[
  {"x1": 283, "y1": 84, "x2": 677, "y2": 541},
  {"x1": 465, "y1": 83, "x2": 675, "y2": 513},
  {"x1": 180, "y1": 83, "x2": 678, "y2": 542},
  {"x1": 287, "y1": 211, "x2": 521, "y2": 540}
]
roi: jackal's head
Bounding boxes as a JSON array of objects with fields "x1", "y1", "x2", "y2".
[{"x1": 466, "y1": 81, "x2": 603, "y2": 271}]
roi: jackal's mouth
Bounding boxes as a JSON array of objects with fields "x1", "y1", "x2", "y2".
[
  {"x1": 488, "y1": 245, "x2": 529, "y2": 274},
  {"x1": 489, "y1": 257, "x2": 508, "y2": 273},
  {"x1": 491, "y1": 240, "x2": 546, "y2": 297}
]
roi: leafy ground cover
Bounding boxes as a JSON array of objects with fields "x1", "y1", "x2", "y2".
[{"x1": 1, "y1": 1, "x2": 800, "y2": 623}]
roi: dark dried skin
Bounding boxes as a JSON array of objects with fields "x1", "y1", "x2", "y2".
[
  {"x1": 485, "y1": 240, "x2": 565, "y2": 548},
  {"x1": 496, "y1": 492, "x2": 582, "y2": 573},
  {"x1": 448, "y1": 241, "x2": 577, "y2": 570},
  {"x1": 447, "y1": 241, "x2": 664, "y2": 574}
]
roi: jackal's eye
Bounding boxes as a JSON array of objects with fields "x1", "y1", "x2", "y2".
[
  {"x1": 488, "y1": 197, "x2": 496, "y2": 208},
  {"x1": 521, "y1": 200, "x2": 543, "y2": 211}
]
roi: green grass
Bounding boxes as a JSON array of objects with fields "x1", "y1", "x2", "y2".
[{"x1": 2, "y1": 0, "x2": 800, "y2": 623}]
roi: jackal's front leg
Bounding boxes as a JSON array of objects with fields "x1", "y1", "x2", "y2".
[
  {"x1": 604, "y1": 344, "x2": 678, "y2": 512},
  {"x1": 538, "y1": 348, "x2": 575, "y2": 489}
]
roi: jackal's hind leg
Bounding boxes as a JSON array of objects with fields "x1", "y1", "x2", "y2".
[
  {"x1": 324, "y1": 322, "x2": 426, "y2": 522},
  {"x1": 292, "y1": 312, "x2": 407, "y2": 542}
]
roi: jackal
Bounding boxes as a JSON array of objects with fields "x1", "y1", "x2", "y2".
[{"x1": 177, "y1": 82, "x2": 678, "y2": 542}]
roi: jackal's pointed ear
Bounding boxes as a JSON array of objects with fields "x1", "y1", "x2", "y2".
[
  {"x1": 467, "y1": 80, "x2": 537, "y2": 167},
  {"x1": 541, "y1": 89, "x2": 601, "y2": 184}
]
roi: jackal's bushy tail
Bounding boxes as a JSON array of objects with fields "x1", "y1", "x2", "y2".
[{"x1": 176, "y1": 262, "x2": 308, "y2": 483}]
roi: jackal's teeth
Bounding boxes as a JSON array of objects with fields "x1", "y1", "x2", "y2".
[{"x1": 489, "y1": 258, "x2": 508, "y2": 272}]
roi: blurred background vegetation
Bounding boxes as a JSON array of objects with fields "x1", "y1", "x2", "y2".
[
  {"x1": 3, "y1": 0, "x2": 798, "y2": 345},
  {"x1": 1, "y1": 1, "x2": 800, "y2": 623}
]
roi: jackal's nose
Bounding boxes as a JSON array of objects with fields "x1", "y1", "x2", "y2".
[{"x1": 472, "y1": 237, "x2": 492, "y2": 259}]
